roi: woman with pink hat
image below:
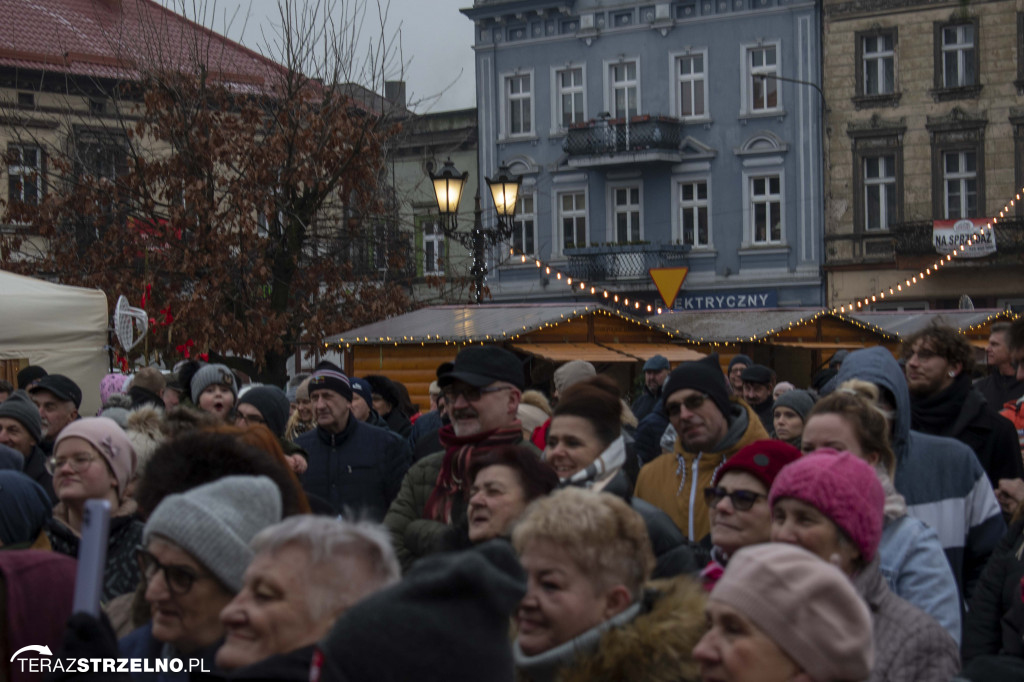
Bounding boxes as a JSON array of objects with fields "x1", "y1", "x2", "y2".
[{"x1": 770, "y1": 450, "x2": 960, "y2": 682}]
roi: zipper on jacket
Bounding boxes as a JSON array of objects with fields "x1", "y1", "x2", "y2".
[{"x1": 688, "y1": 452, "x2": 702, "y2": 541}]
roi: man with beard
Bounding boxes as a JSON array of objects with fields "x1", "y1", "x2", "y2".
[
  {"x1": 904, "y1": 321, "x2": 1023, "y2": 489},
  {"x1": 634, "y1": 353, "x2": 769, "y2": 542},
  {"x1": 384, "y1": 346, "x2": 531, "y2": 571},
  {"x1": 739, "y1": 364, "x2": 775, "y2": 432},
  {"x1": 630, "y1": 355, "x2": 670, "y2": 421},
  {"x1": 28, "y1": 375, "x2": 81, "y2": 456},
  {"x1": 296, "y1": 363, "x2": 411, "y2": 522}
]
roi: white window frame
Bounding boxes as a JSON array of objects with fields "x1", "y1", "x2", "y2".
[
  {"x1": 674, "y1": 176, "x2": 712, "y2": 248},
  {"x1": 7, "y1": 144, "x2": 42, "y2": 205},
  {"x1": 862, "y1": 34, "x2": 895, "y2": 96},
  {"x1": 743, "y1": 172, "x2": 785, "y2": 246},
  {"x1": 603, "y1": 58, "x2": 641, "y2": 120},
  {"x1": 941, "y1": 24, "x2": 975, "y2": 89},
  {"x1": 943, "y1": 150, "x2": 978, "y2": 219},
  {"x1": 669, "y1": 49, "x2": 709, "y2": 120},
  {"x1": 501, "y1": 70, "x2": 535, "y2": 139},
  {"x1": 863, "y1": 155, "x2": 896, "y2": 231},
  {"x1": 553, "y1": 187, "x2": 588, "y2": 257},
  {"x1": 511, "y1": 191, "x2": 537, "y2": 256},
  {"x1": 423, "y1": 220, "x2": 445, "y2": 275},
  {"x1": 551, "y1": 64, "x2": 586, "y2": 134},
  {"x1": 740, "y1": 41, "x2": 782, "y2": 116},
  {"x1": 607, "y1": 182, "x2": 643, "y2": 244}
]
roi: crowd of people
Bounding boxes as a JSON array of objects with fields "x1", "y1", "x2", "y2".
[{"x1": 1, "y1": 317, "x2": 1024, "y2": 681}]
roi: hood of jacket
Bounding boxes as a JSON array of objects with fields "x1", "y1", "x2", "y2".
[{"x1": 835, "y1": 346, "x2": 911, "y2": 462}]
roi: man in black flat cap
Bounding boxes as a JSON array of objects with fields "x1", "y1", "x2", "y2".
[
  {"x1": 384, "y1": 346, "x2": 535, "y2": 572},
  {"x1": 28, "y1": 374, "x2": 82, "y2": 456},
  {"x1": 740, "y1": 364, "x2": 776, "y2": 432}
]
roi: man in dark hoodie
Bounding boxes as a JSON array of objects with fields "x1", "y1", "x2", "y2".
[
  {"x1": 903, "y1": 321, "x2": 1023, "y2": 488},
  {"x1": 833, "y1": 345, "x2": 1005, "y2": 601}
]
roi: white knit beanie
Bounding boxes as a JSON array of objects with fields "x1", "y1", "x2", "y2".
[{"x1": 143, "y1": 475, "x2": 283, "y2": 593}]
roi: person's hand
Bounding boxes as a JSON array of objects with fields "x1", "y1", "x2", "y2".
[
  {"x1": 288, "y1": 454, "x2": 308, "y2": 474},
  {"x1": 996, "y1": 477, "x2": 1024, "y2": 516}
]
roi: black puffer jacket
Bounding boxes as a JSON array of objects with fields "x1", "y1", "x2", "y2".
[
  {"x1": 963, "y1": 517, "x2": 1024, "y2": 662},
  {"x1": 297, "y1": 417, "x2": 411, "y2": 522}
]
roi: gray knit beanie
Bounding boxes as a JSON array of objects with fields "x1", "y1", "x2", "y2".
[
  {"x1": 143, "y1": 475, "x2": 282, "y2": 593},
  {"x1": 553, "y1": 360, "x2": 596, "y2": 396},
  {"x1": 190, "y1": 364, "x2": 239, "y2": 405},
  {"x1": 0, "y1": 391, "x2": 43, "y2": 443},
  {"x1": 772, "y1": 389, "x2": 816, "y2": 423}
]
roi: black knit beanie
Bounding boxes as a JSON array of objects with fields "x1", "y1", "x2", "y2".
[
  {"x1": 237, "y1": 386, "x2": 291, "y2": 438},
  {"x1": 313, "y1": 540, "x2": 526, "y2": 682},
  {"x1": 662, "y1": 352, "x2": 731, "y2": 417}
]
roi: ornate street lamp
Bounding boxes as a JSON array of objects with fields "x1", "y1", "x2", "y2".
[{"x1": 426, "y1": 158, "x2": 522, "y2": 303}]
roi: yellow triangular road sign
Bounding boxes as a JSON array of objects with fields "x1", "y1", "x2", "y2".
[{"x1": 649, "y1": 267, "x2": 689, "y2": 309}]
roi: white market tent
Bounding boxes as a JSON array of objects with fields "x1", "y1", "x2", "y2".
[{"x1": 0, "y1": 269, "x2": 109, "y2": 416}]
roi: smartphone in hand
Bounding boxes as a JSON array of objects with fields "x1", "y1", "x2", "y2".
[{"x1": 73, "y1": 499, "x2": 111, "y2": 616}]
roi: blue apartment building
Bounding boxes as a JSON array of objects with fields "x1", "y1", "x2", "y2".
[{"x1": 462, "y1": 0, "x2": 824, "y2": 309}]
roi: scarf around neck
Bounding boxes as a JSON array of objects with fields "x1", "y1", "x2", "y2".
[
  {"x1": 423, "y1": 421, "x2": 523, "y2": 522},
  {"x1": 910, "y1": 372, "x2": 970, "y2": 434}
]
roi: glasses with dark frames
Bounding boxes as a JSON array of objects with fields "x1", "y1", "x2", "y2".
[
  {"x1": 441, "y1": 385, "x2": 512, "y2": 403},
  {"x1": 703, "y1": 486, "x2": 767, "y2": 511},
  {"x1": 135, "y1": 546, "x2": 210, "y2": 596},
  {"x1": 665, "y1": 393, "x2": 709, "y2": 417}
]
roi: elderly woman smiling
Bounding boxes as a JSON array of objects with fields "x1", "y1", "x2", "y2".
[
  {"x1": 215, "y1": 515, "x2": 400, "y2": 678},
  {"x1": 513, "y1": 487, "x2": 707, "y2": 681},
  {"x1": 119, "y1": 475, "x2": 282, "y2": 679}
]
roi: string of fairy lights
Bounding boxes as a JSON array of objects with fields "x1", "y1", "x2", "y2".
[{"x1": 328, "y1": 187, "x2": 1024, "y2": 351}]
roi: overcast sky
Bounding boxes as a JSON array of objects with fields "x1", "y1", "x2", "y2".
[{"x1": 159, "y1": 0, "x2": 476, "y2": 112}]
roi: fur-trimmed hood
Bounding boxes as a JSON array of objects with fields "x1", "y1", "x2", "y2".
[{"x1": 520, "y1": 575, "x2": 707, "y2": 682}]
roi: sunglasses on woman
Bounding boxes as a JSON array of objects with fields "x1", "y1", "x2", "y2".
[{"x1": 703, "y1": 486, "x2": 766, "y2": 511}]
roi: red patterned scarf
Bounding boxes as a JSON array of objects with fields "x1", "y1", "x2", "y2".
[{"x1": 422, "y1": 421, "x2": 524, "y2": 522}]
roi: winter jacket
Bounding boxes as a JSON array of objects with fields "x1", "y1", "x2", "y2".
[
  {"x1": 296, "y1": 416, "x2": 411, "y2": 522},
  {"x1": 222, "y1": 645, "x2": 315, "y2": 681},
  {"x1": 962, "y1": 517, "x2": 1024, "y2": 662},
  {"x1": 407, "y1": 409, "x2": 442, "y2": 450},
  {"x1": 384, "y1": 437, "x2": 539, "y2": 572},
  {"x1": 515, "y1": 575, "x2": 706, "y2": 682},
  {"x1": 630, "y1": 385, "x2": 660, "y2": 423},
  {"x1": 1000, "y1": 396, "x2": 1024, "y2": 453},
  {"x1": 596, "y1": 470, "x2": 698, "y2": 579},
  {"x1": 634, "y1": 398, "x2": 669, "y2": 465},
  {"x1": 46, "y1": 499, "x2": 144, "y2": 602},
  {"x1": 852, "y1": 557, "x2": 961, "y2": 682},
  {"x1": 910, "y1": 377, "x2": 1024, "y2": 487},
  {"x1": 633, "y1": 400, "x2": 769, "y2": 542},
  {"x1": 975, "y1": 371, "x2": 1024, "y2": 413},
  {"x1": 119, "y1": 622, "x2": 223, "y2": 682},
  {"x1": 879, "y1": 514, "x2": 962, "y2": 646},
  {"x1": 23, "y1": 443, "x2": 56, "y2": 503},
  {"x1": 836, "y1": 346, "x2": 1005, "y2": 600},
  {"x1": 383, "y1": 407, "x2": 412, "y2": 439}
]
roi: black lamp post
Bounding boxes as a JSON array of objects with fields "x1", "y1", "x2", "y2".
[{"x1": 429, "y1": 158, "x2": 522, "y2": 303}]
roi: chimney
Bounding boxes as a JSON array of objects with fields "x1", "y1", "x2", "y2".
[{"x1": 384, "y1": 81, "x2": 406, "y2": 109}]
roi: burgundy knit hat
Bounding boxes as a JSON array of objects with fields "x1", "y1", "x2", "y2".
[
  {"x1": 712, "y1": 439, "x2": 802, "y2": 489},
  {"x1": 769, "y1": 449, "x2": 885, "y2": 563}
]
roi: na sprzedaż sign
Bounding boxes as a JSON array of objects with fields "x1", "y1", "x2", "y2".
[{"x1": 932, "y1": 218, "x2": 996, "y2": 258}]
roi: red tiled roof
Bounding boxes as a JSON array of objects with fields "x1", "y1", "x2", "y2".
[{"x1": 0, "y1": 0, "x2": 284, "y2": 89}]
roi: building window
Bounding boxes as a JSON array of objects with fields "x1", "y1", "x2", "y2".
[
  {"x1": 555, "y1": 67, "x2": 585, "y2": 128},
  {"x1": 926, "y1": 111, "x2": 985, "y2": 221},
  {"x1": 747, "y1": 45, "x2": 779, "y2": 113},
  {"x1": 675, "y1": 52, "x2": 706, "y2": 119},
  {"x1": 864, "y1": 156, "x2": 897, "y2": 230},
  {"x1": 558, "y1": 191, "x2": 587, "y2": 251},
  {"x1": 511, "y1": 193, "x2": 536, "y2": 256},
  {"x1": 423, "y1": 221, "x2": 445, "y2": 275},
  {"x1": 505, "y1": 73, "x2": 533, "y2": 137},
  {"x1": 7, "y1": 144, "x2": 42, "y2": 205},
  {"x1": 1017, "y1": 13, "x2": 1024, "y2": 94},
  {"x1": 612, "y1": 185, "x2": 641, "y2": 243},
  {"x1": 750, "y1": 175, "x2": 782, "y2": 244},
  {"x1": 942, "y1": 151, "x2": 978, "y2": 219},
  {"x1": 609, "y1": 60, "x2": 639, "y2": 119},
  {"x1": 933, "y1": 20, "x2": 980, "y2": 99},
  {"x1": 679, "y1": 180, "x2": 709, "y2": 246},
  {"x1": 863, "y1": 34, "x2": 895, "y2": 95}
]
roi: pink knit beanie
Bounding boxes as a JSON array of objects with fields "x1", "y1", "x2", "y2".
[
  {"x1": 711, "y1": 543, "x2": 874, "y2": 681},
  {"x1": 99, "y1": 373, "x2": 128, "y2": 407},
  {"x1": 769, "y1": 449, "x2": 885, "y2": 562},
  {"x1": 54, "y1": 417, "x2": 137, "y2": 502}
]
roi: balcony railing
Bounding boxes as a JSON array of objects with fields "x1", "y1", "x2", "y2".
[
  {"x1": 563, "y1": 243, "x2": 690, "y2": 282},
  {"x1": 563, "y1": 115, "x2": 685, "y2": 166}
]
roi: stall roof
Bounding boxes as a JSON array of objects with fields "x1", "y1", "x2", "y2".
[
  {"x1": 511, "y1": 343, "x2": 636, "y2": 363},
  {"x1": 645, "y1": 309, "x2": 898, "y2": 343},
  {"x1": 326, "y1": 303, "x2": 672, "y2": 346},
  {"x1": 846, "y1": 309, "x2": 1016, "y2": 338},
  {"x1": 601, "y1": 342, "x2": 705, "y2": 363}
]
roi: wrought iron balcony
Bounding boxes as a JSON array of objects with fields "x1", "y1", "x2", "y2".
[
  {"x1": 563, "y1": 243, "x2": 690, "y2": 282},
  {"x1": 563, "y1": 115, "x2": 685, "y2": 167}
]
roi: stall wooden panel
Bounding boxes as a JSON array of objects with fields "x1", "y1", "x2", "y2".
[{"x1": 352, "y1": 344, "x2": 457, "y2": 413}]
